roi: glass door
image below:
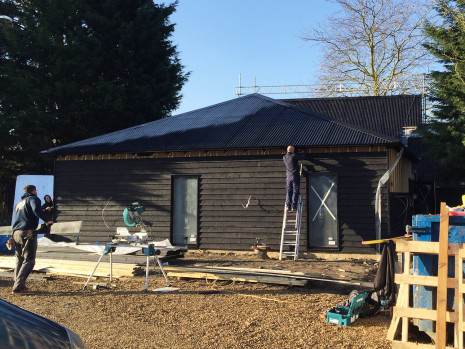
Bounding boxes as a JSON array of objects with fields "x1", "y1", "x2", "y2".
[
  {"x1": 172, "y1": 176, "x2": 198, "y2": 246},
  {"x1": 308, "y1": 174, "x2": 338, "y2": 248}
]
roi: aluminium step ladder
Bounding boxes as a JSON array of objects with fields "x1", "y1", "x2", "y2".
[{"x1": 279, "y1": 194, "x2": 303, "y2": 260}]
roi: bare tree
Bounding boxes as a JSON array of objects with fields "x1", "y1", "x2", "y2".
[{"x1": 302, "y1": 0, "x2": 433, "y2": 96}]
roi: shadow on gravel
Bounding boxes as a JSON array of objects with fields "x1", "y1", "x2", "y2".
[{"x1": 24, "y1": 280, "x2": 371, "y2": 298}]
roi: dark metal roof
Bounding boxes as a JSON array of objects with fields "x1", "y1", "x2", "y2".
[
  {"x1": 281, "y1": 94, "x2": 423, "y2": 140},
  {"x1": 41, "y1": 94, "x2": 399, "y2": 156}
]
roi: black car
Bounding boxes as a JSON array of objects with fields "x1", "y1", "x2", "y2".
[{"x1": 0, "y1": 298, "x2": 86, "y2": 349}]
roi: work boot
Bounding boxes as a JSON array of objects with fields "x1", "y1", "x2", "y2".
[{"x1": 12, "y1": 287, "x2": 31, "y2": 295}]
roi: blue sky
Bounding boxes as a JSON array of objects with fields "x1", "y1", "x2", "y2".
[{"x1": 169, "y1": 1, "x2": 338, "y2": 115}]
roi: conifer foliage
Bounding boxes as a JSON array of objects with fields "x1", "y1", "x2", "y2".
[
  {"x1": 0, "y1": 0, "x2": 188, "y2": 176},
  {"x1": 422, "y1": 0, "x2": 465, "y2": 178}
]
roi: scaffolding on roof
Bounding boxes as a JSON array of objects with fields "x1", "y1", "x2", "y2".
[{"x1": 235, "y1": 74, "x2": 429, "y2": 98}]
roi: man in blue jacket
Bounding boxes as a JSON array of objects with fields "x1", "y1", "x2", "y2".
[
  {"x1": 11, "y1": 185, "x2": 53, "y2": 294},
  {"x1": 283, "y1": 146, "x2": 306, "y2": 211}
]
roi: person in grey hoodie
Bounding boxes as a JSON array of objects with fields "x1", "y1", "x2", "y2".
[{"x1": 11, "y1": 185, "x2": 53, "y2": 294}]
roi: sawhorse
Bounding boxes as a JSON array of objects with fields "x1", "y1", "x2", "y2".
[
  {"x1": 142, "y1": 244, "x2": 170, "y2": 292},
  {"x1": 82, "y1": 243, "x2": 170, "y2": 291}
]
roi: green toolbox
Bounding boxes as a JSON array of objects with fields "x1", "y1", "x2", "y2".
[{"x1": 325, "y1": 292, "x2": 367, "y2": 326}]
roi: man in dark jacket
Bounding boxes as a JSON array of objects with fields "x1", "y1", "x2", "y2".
[
  {"x1": 11, "y1": 185, "x2": 53, "y2": 294},
  {"x1": 283, "y1": 146, "x2": 306, "y2": 211}
]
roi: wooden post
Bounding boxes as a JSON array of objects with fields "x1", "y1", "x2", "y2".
[
  {"x1": 436, "y1": 202, "x2": 449, "y2": 349},
  {"x1": 401, "y1": 252, "x2": 411, "y2": 342},
  {"x1": 455, "y1": 251, "x2": 463, "y2": 349}
]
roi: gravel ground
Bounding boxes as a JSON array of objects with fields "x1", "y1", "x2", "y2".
[{"x1": 0, "y1": 252, "x2": 394, "y2": 349}]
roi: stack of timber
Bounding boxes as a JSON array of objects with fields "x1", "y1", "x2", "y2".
[
  {"x1": 0, "y1": 256, "x2": 138, "y2": 278},
  {"x1": 164, "y1": 266, "x2": 307, "y2": 286},
  {"x1": 164, "y1": 266, "x2": 371, "y2": 287}
]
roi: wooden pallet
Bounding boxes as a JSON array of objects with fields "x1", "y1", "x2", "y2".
[{"x1": 388, "y1": 202, "x2": 465, "y2": 348}]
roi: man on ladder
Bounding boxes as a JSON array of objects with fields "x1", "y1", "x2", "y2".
[
  {"x1": 280, "y1": 146, "x2": 307, "y2": 260},
  {"x1": 283, "y1": 145, "x2": 306, "y2": 211}
]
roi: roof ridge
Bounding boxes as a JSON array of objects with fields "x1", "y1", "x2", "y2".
[{"x1": 282, "y1": 94, "x2": 422, "y2": 102}]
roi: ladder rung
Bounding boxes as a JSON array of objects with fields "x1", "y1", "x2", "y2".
[{"x1": 281, "y1": 197, "x2": 301, "y2": 260}]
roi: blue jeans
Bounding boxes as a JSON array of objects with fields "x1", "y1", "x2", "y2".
[{"x1": 286, "y1": 176, "x2": 300, "y2": 210}]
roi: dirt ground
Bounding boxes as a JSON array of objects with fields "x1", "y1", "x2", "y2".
[{"x1": 0, "y1": 252, "x2": 396, "y2": 349}]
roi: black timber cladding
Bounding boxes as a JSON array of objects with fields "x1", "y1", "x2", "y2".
[
  {"x1": 41, "y1": 94, "x2": 399, "y2": 157},
  {"x1": 282, "y1": 94, "x2": 423, "y2": 140},
  {"x1": 54, "y1": 152, "x2": 389, "y2": 253}
]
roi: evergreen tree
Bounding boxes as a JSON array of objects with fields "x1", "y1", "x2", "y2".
[
  {"x1": 421, "y1": 0, "x2": 465, "y2": 179},
  {"x1": 0, "y1": 0, "x2": 187, "y2": 164},
  {"x1": 0, "y1": 0, "x2": 188, "y2": 221}
]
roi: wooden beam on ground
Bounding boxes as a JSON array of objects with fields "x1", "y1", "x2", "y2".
[
  {"x1": 204, "y1": 266, "x2": 296, "y2": 274},
  {"x1": 391, "y1": 341, "x2": 448, "y2": 348},
  {"x1": 163, "y1": 266, "x2": 370, "y2": 286},
  {"x1": 166, "y1": 270, "x2": 307, "y2": 286}
]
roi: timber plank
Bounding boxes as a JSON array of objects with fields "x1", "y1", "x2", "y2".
[{"x1": 167, "y1": 271, "x2": 307, "y2": 286}]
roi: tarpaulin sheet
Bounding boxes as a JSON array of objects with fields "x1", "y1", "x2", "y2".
[
  {"x1": 38, "y1": 237, "x2": 177, "y2": 255},
  {"x1": 0, "y1": 236, "x2": 13, "y2": 253}
]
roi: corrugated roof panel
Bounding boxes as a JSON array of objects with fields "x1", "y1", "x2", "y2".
[
  {"x1": 41, "y1": 94, "x2": 399, "y2": 156},
  {"x1": 226, "y1": 104, "x2": 287, "y2": 148},
  {"x1": 282, "y1": 95, "x2": 422, "y2": 140}
]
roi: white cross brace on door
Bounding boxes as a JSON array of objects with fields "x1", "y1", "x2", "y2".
[{"x1": 311, "y1": 182, "x2": 336, "y2": 221}]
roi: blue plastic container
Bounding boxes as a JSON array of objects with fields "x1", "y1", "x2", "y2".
[{"x1": 411, "y1": 214, "x2": 465, "y2": 333}]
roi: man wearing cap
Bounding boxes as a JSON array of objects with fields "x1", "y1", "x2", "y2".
[
  {"x1": 11, "y1": 185, "x2": 53, "y2": 294},
  {"x1": 283, "y1": 146, "x2": 307, "y2": 211}
]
